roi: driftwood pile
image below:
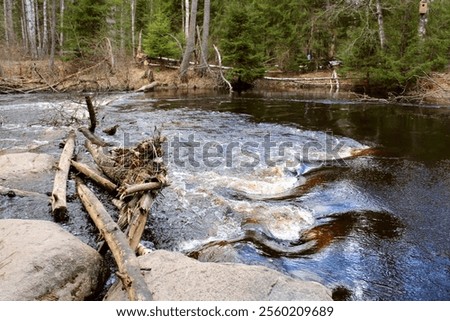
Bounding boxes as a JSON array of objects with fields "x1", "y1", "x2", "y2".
[{"x1": 50, "y1": 96, "x2": 167, "y2": 301}]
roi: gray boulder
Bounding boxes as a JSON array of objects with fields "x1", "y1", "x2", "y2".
[
  {"x1": 0, "y1": 152, "x2": 55, "y2": 181},
  {"x1": 0, "y1": 219, "x2": 107, "y2": 300},
  {"x1": 105, "y1": 250, "x2": 332, "y2": 301}
]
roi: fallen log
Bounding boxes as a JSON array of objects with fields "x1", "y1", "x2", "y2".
[
  {"x1": 76, "y1": 178, "x2": 153, "y2": 301},
  {"x1": 70, "y1": 160, "x2": 117, "y2": 193},
  {"x1": 135, "y1": 81, "x2": 159, "y2": 93},
  {"x1": 127, "y1": 193, "x2": 154, "y2": 251},
  {"x1": 0, "y1": 185, "x2": 48, "y2": 198},
  {"x1": 79, "y1": 127, "x2": 111, "y2": 147},
  {"x1": 85, "y1": 140, "x2": 126, "y2": 184},
  {"x1": 51, "y1": 130, "x2": 76, "y2": 222},
  {"x1": 119, "y1": 182, "x2": 162, "y2": 198}
]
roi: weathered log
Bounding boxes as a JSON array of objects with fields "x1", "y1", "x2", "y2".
[
  {"x1": 70, "y1": 160, "x2": 117, "y2": 193},
  {"x1": 119, "y1": 182, "x2": 162, "y2": 198},
  {"x1": 51, "y1": 130, "x2": 76, "y2": 222},
  {"x1": 127, "y1": 193, "x2": 154, "y2": 251},
  {"x1": 136, "y1": 243, "x2": 151, "y2": 256},
  {"x1": 79, "y1": 127, "x2": 111, "y2": 147},
  {"x1": 0, "y1": 185, "x2": 48, "y2": 198},
  {"x1": 76, "y1": 178, "x2": 153, "y2": 301},
  {"x1": 85, "y1": 140, "x2": 125, "y2": 183},
  {"x1": 135, "y1": 81, "x2": 159, "y2": 93},
  {"x1": 85, "y1": 96, "x2": 97, "y2": 132}
]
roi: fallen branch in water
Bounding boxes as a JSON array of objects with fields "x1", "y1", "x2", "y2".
[
  {"x1": 119, "y1": 182, "x2": 162, "y2": 198},
  {"x1": 51, "y1": 130, "x2": 76, "y2": 222},
  {"x1": 135, "y1": 81, "x2": 159, "y2": 93},
  {"x1": 71, "y1": 160, "x2": 117, "y2": 193},
  {"x1": 76, "y1": 178, "x2": 153, "y2": 301},
  {"x1": 79, "y1": 127, "x2": 111, "y2": 147},
  {"x1": 0, "y1": 185, "x2": 48, "y2": 198},
  {"x1": 85, "y1": 96, "x2": 97, "y2": 132}
]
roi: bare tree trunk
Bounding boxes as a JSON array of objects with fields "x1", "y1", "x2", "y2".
[
  {"x1": 59, "y1": 0, "x2": 64, "y2": 55},
  {"x1": 49, "y1": 0, "x2": 56, "y2": 68},
  {"x1": 179, "y1": 0, "x2": 198, "y2": 82},
  {"x1": 3, "y1": 0, "x2": 15, "y2": 47},
  {"x1": 375, "y1": 0, "x2": 386, "y2": 50},
  {"x1": 198, "y1": 0, "x2": 210, "y2": 76},
  {"x1": 131, "y1": 0, "x2": 136, "y2": 57},
  {"x1": 42, "y1": 0, "x2": 49, "y2": 56},
  {"x1": 35, "y1": 0, "x2": 42, "y2": 56},
  {"x1": 184, "y1": 0, "x2": 190, "y2": 40},
  {"x1": 23, "y1": 0, "x2": 38, "y2": 58}
]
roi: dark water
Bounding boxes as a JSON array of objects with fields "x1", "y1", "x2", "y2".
[{"x1": 0, "y1": 90, "x2": 449, "y2": 301}]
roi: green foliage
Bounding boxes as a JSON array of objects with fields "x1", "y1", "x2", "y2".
[
  {"x1": 142, "y1": 11, "x2": 181, "y2": 59},
  {"x1": 218, "y1": 1, "x2": 265, "y2": 85},
  {"x1": 338, "y1": 0, "x2": 450, "y2": 94},
  {"x1": 63, "y1": 0, "x2": 111, "y2": 57}
]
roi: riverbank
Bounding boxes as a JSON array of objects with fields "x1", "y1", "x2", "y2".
[{"x1": 0, "y1": 58, "x2": 449, "y2": 106}]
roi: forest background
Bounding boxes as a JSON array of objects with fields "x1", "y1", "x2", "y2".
[{"x1": 0, "y1": 0, "x2": 449, "y2": 96}]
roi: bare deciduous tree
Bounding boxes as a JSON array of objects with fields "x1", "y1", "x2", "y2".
[
  {"x1": 198, "y1": 0, "x2": 210, "y2": 76},
  {"x1": 179, "y1": 0, "x2": 198, "y2": 82},
  {"x1": 3, "y1": 0, "x2": 16, "y2": 47}
]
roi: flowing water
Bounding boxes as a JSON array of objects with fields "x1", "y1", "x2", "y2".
[{"x1": 0, "y1": 90, "x2": 449, "y2": 301}]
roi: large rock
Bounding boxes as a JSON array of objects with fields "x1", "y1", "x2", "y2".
[
  {"x1": 0, "y1": 219, "x2": 107, "y2": 300},
  {"x1": 0, "y1": 152, "x2": 55, "y2": 181},
  {"x1": 105, "y1": 250, "x2": 332, "y2": 301}
]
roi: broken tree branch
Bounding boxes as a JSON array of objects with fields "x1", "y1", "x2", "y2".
[
  {"x1": 76, "y1": 178, "x2": 153, "y2": 301},
  {"x1": 0, "y1": 185, "x2": 48, "y2": 198},
  {"x1": 127, "y1": 193, "x2": 154, "y2": 251},
  {"x1": 85, "y1": 96, "x2": 97, "y2": 132},
  {"x1": 213, "y1": 44, "x2": 233, "y2": 94},
  {"x1": 79, "y1": 127, "x2": 111, "y2": 147},
  {"x1": 119, "y1": 182, "x2": 162, "y2": 198},
  {"x1": 71, "y1": 160, "x2": 117, "y2": 193},
  {"x1": 51, "y1": 130, "x2": 76, "y2": 222}
]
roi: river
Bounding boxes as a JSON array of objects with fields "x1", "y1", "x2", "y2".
[{"x1": 0, "y1": 90, "x2": 449, "y2": 300}]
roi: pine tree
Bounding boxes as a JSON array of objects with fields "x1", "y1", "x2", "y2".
[
  {"x1": 218, "y1": 1, "x2": 265, "y2": 88},
  {"x1": 142, "y1": 10, "x2": 181, "y2": 60}
]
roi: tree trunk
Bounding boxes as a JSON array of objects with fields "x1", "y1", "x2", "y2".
[
  {"x1": 184, "y1": 0, "x2": 190, "y2": 40},
  {"x1": 49, "y1": 0, "x2": 56, "y2": 68},
  {"x1": 375, "y1": 0, "x2": 386, "y2": 50},
  {"x1": 131, "y1": 0, "x2": 136, "y2": 56},
  {"x1": 179, "y1": 0, "x2": 198, "y2": 82},
  {"x1": 198, "y1": 0, "x2": 210, "y2": 76},
  {"x1": 59, "y1": 0, "x2": 64, "y2": 55},
  {"x1": 3, "y1": 0, "x2": 15, "y2": 47},
  {"x1": 23, "y1": 0, "x2": 38, "y2": 59},
  {"x1": 42, "y1": 0, "x2": 49, "y2": 56}
]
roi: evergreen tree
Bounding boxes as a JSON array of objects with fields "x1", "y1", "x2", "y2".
[
  {"x1": 63, "y1": 0, "x2": 111, "y2": 57},
  {"x1": 142, "y1": 10, "x2": 181, "y2": 59},
  {"x1": 218, "y1": 1, "x2": 265, "y2": 88}
]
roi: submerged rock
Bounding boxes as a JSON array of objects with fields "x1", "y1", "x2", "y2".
[
  {"x1": 0, "y1": 219, "x2": 107, "y2": 300},
  {"x1": 104, "y1": 250, "x2": 332, "y2": 301}
]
